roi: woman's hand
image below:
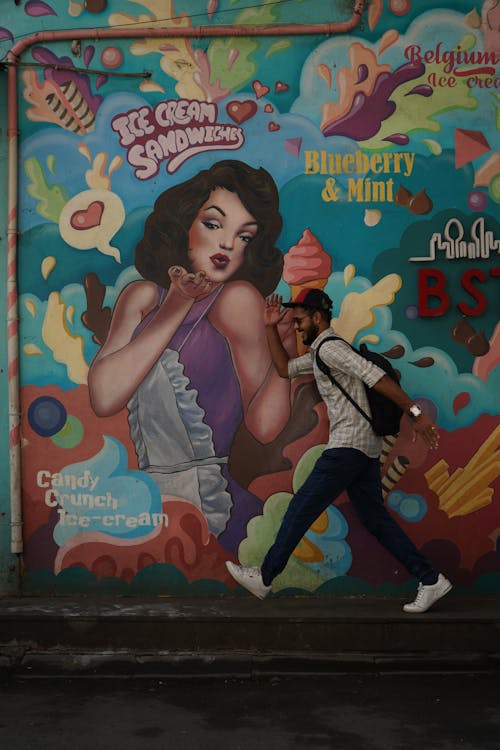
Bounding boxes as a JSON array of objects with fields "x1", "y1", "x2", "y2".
[{"x1": 168, "y1": 266, "x2": 215, "y2": 300}]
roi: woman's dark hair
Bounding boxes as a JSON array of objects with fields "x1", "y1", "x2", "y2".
[{"x1": 135, "y1": 160, "x2": 283, "y2": 297}]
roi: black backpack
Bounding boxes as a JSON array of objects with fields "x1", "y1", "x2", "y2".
[{"x1": 315, "y1": 336, "x2": 403, "y2": 437}]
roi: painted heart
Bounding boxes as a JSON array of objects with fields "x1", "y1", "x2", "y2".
[
  {"x1": 268, "y1": 121, "x2": 280, "y2": 132},
  {"x1": 252, "y1": 79, "x2": 270, "y2": 99},
  {"x1": 264, "y1": 103, "x2": 274, "y2": 113},
  {"x1": 70, "y1": 200, "x2": 104, "y2": 230},
  {"x1": 275, "y1": 81, "x2": 289, "y2": 93},
  {"x1": 226, "y1": 100, "x2": 258, "y2": 125}
]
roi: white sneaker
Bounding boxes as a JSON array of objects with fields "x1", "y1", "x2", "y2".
[
  {"x1": 225, "y1": 561, "x2": 272, "y2": 599},
  {"x1": 403, "y1": 573, "x2": 452, "y2": 613}
]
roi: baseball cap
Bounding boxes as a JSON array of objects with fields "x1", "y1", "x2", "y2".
[{"x1": 282, "y1": 287, "x2": 333, "y2": 311}]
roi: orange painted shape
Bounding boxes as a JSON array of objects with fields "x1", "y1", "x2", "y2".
[
  {"x1": 455, "y1": 128, "x2": 491, "y2": 169},
  {"x1": 294, "y1": 536, "x2": 323, "y2": 563},
  {"x1": 474, "y1": 152, "x2": 500, "y2": 186},
  {"x1": 368, "y1": 0, "x2": 383, "y2": 31},
  {"x1": 310, "y1": 510, "x2": 329, "y2": 534}
]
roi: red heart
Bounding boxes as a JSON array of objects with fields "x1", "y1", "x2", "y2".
[
  {"x1": 252, "y1": 80, "x2": 270, "y2": 99},
  {"x1": 275, "y1": 81, "x2": 289, "y2": 93},
  {"x1": 70, "y1": 200, "x2": 104, "y2": 230},
  {"x1": 264, "y1": 103, "x2": 274, "y2": 113},
  {"x1": 226, "y1": 100, "x2": 258, "y2": 125},
  {"x1": 268, "y1": 121, "x2": 280, "y2": 132}
]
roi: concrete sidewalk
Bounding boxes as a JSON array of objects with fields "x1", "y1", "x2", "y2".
[
  {"x1": 1, "y1": 594, "x2": 499, "y2": 676},
  {"x1": 2, "y1": 673, "x2": 499, "y2": 750}
]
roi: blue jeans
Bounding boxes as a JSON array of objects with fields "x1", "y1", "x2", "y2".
[{"x1": 261, "y1": 448, "x2": 435, "y2": 586}]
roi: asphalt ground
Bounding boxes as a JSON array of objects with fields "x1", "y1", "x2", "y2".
[{"x1": 0, "y1": 672, "x2": 498, "y2": 750}]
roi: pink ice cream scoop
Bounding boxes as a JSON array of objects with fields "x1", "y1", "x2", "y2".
[{"x1": 283, "y1": 228, "x2": 332, "y2": 293}]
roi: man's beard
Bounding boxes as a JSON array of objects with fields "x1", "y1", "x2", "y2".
[{"x1": 303, "y1": 321, "x2": 319, "y2": 346}]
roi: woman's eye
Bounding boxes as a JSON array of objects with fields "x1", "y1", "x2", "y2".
[
  {"x1": 202, "y1": 220, "x2": 220, "y2": 231},
  {"x1": 239, "y1": 234, "x2": 253, "y2": 244}
]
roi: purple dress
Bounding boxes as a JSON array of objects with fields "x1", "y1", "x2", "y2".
[{"x1": 128, "y1": 285, "x2": 263, "y2": 555}]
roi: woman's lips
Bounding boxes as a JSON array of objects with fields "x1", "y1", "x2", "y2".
[{"x1": 210, "y1": 253, "x2": 229, "y2": 269}]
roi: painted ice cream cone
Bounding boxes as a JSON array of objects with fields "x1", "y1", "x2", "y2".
[
  {"x1": 283, "y1": 228, "x2": 332, "y2": 353},
  {"x1": 290, "y1": 278, "x2": 329, "y2": 298}
]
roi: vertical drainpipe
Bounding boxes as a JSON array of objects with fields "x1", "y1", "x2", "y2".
[
  {"x1": 5, "y1": 1, "x2": 366, "y2": 556},
  {"x1": 6, "y1": 58, "x2": 22, "y2": 554}
]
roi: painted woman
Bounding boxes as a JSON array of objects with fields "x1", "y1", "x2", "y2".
[{"x1": 88, "y1": 160, "x2": 296, "y2": 554}]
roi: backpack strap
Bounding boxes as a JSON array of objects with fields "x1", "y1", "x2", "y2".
[{"x1": 315, "y1": 336, "x2": 372, "y2": 425}]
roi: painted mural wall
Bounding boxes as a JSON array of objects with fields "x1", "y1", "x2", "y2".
[{"x1": 0, "y1": 0, "x2": 498, "y2": 597}]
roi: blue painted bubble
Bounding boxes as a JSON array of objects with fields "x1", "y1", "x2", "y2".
[
  {"x1": 405, "y1": 305, "x2": 419, "y2": 320},
  {"x1": 304, "y1": 505, "x2": 352, "y2": 579},
  {"x1": 28, "y1": 396, "x2": 67, "y2": 437},
  {"x1": 387, "y1": 490, "x2": 427, "y2": 522}
]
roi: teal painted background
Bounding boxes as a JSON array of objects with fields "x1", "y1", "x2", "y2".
[{"x1": 0, "y1": 1, "x2": 498, "y2": 597}]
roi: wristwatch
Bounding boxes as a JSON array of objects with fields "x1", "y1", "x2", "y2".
[{"x1": 408, "y1": 404, "x2": 423, "y2": 419}]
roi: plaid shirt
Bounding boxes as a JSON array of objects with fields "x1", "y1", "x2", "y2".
[{"x1": 288, "y1": 328, "x2": 386, "y2": 458}]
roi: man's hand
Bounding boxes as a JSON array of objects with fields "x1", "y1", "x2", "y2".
[
  {"x1": 411, "y1": 413, "x2": 440, "y2": 450},
  {"x1": 265, "y1": 294, "x2": 297, "y2": 356},
  {"x1": 264, "y1": 294, "x2": 293, "y2": 377},
  {"x1": 372, "y1": 375, "x2": 440, "y2": 451},
  {"x1": 264, "y1": 294, "x2": 287, "y2": 326}
]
